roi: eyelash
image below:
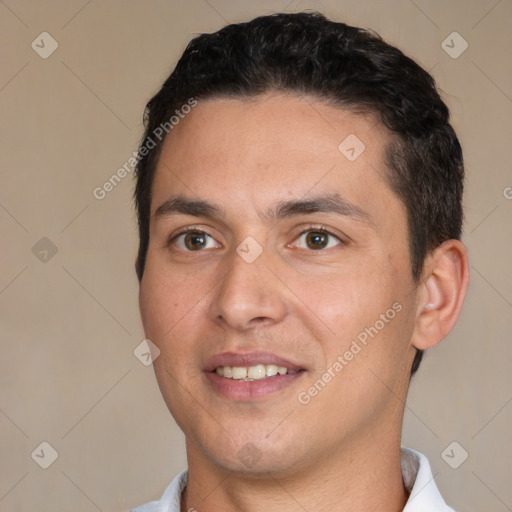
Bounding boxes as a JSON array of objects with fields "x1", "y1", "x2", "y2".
[
  {"x1": 291, "y1": 226, "x2": 343, "y2": 249},
  {"x1": 164, "y1": 225, "x2": 211, "y2": 248},
  {"x1": 165, "y1": 225, "x2": 344, "y2": 251}
]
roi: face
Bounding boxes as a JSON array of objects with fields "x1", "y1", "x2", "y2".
[{"x1": 139, "y1": 94, "x2": 420, "y2": 476}]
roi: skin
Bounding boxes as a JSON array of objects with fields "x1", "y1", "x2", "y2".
[{"x1": 138, "y1": 93, "x2": 469, "y2": 511}]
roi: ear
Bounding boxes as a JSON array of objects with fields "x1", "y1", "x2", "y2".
[{"x1": 411, "y1": 240, "x2": 469, "y2": 350}]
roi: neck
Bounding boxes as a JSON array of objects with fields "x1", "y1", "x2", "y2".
[{"x1": 182, "y1": 432, "x2": 409, "y2": 512}]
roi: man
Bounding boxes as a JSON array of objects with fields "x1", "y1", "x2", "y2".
[{"x1": 131, "y1": 12, "x2": 469, "y2": 512}]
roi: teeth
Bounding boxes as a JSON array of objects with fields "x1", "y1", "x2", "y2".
[
  {"x1": 247, "y1": 364, "x2": 266, "y2": 380},
  {"x1": 266, "y1": 364, "x2": 279, "y2": 377},
  {"x1": 215, "y1": 364, "x2": 294, "y2": 380},
  {"x1": 231, "y1": 366, "x2": 248, "y2": 379}
]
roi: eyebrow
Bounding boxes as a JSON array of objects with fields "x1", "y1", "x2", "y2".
[
  {"x1": 154, "y1": 193, "x2": 374, "y2": 226},
  {"x1": 154, "y1": 195, "x2": 224, "y2": 219},
  {"x1": 267, "y1": 194, "x2": 373, "y2": 225}
]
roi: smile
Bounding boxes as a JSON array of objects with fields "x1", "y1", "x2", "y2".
[{"x1": 204, "y1": 351, "x2": 306, "y2": 400}]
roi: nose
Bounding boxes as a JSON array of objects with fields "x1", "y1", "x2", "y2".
[{"x1": 209, "y1": 249, "x2": 288, "y2": 331}]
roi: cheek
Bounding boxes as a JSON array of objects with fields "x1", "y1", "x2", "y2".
[
  {"x1": 302, "y1": 263, "x2": 391, "y2": 332},
  {"x1": 140, "y1": 255, "x2": 190, "y2": 325},
  {"x1": 307, "y1": 268, "x2": 413, "y2": 376},
  {"x1": 139, "y1": 272, "x2": 171, "y2": 340},
  {"x1": 139, "y1": 266, "x2": 204, "y2": 394},
  {"x1": 138, "y1": 258, "x2": 216, "y2": 364}
]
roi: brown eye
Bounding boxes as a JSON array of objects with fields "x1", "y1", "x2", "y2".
[
  {"x1": 293, "y1": 229, "x2": 341, "y2": 250},
  {"x1": 305, "y1": 231, "x2": 329, "y2": 249},
  {"x1": 184, "y1": 231, "x2": 207, "y2": 250},
  {"x1": 173, "y1": 230, "x2": 219, "y2": 251}
]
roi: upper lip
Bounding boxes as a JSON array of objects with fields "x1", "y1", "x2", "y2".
[{"x1": 205, "y1": 351, "x2": 304, "y2": 372}]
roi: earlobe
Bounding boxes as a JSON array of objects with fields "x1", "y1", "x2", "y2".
[{"x1": 411, "y1": 240, "x2": 470, "y2": 351}]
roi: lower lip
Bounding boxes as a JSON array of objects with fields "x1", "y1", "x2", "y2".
[{"x1": 204, "y1": 371, "x2": 305, "y2": 401}]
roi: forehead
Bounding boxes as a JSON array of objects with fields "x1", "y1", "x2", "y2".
[{"x1": 150, "y1": 94, "x2": 401, "y2": 225}]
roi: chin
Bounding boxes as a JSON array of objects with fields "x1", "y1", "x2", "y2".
[
  {"x1": 212, "y1": 448, "x2": 298, "y2": 477},
  {"x1": 192, "y1": 428, "x2": 309, "y2": 478}
]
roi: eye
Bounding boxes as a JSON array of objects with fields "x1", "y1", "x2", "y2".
[
  {"x1": 292, "y1": 229, "x2": 341, "y2": 250},
  {"x1": 172, "y1": 230, "x2": 220, "y2": 251}
]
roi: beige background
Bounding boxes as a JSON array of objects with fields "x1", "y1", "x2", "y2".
[{"x1": 1, "y1": 0, "x2": 511, "y2": 510}]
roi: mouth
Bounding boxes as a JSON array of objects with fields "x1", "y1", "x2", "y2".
[{"x1": 204, "y1": 352, "x2": 306, "y2": 400}]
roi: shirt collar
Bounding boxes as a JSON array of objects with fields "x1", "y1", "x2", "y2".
[{"x1": 401, "y1": 447, "x2": 455, "y2": 511}]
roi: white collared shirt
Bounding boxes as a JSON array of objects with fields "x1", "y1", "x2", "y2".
[{"x1": 130, "y1": 447, "x2": 454, "y2": 512}]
